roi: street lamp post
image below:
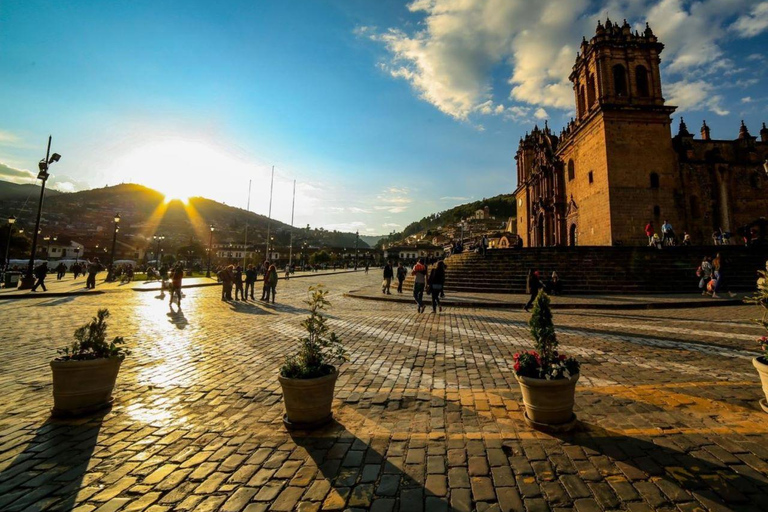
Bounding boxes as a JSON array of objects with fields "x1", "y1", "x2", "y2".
[
  {"x1": 74, "y1": 247, "x2": 80, "y2": 264},
  {"x1": 108, "y1": 213, "x2": 120, "y2": 281},
  {"x1": 19, "y1": 136, "x2": 61, "y2": 289},
  {"x1": 206, "y1": 225, "x2": 214, "y2": 278},
  {"x1": 354, "y1": 230, "x2": 359, "y2": 270},
  {"x1": 3, "y1": 215, "x2": 16, "y2": 281},
  {"x1": 153, "y1": 235, "x2": 164, "y2": 266}
]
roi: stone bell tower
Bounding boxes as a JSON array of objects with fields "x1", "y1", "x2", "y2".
[{"x1": 556, "y1": 19, "x2": 682, "y2": 246}]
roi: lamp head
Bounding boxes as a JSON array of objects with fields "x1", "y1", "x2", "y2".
[
  {"x1": 8, "y1": 215, "x2": 15, "y2": 225},
  {"x1": 210, "y1": 225, "x2": 215, "y2": 232},
  {"x1": 48, "y1": 153, "x2": 61, "y2": 164},
  {"x1": 114, "y1": 213, "x2": 121, "y2": 223}
]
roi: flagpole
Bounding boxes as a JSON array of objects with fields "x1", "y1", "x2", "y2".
[
  {"x1": 243, "y1": 179, "x2": 251, "y2": 267},
  {"x1": 265, "y1": 165, "x2": 274, "y2": 262},
  {"x1": 288, "y1": 179, "x2": 295, "y2": 268}
]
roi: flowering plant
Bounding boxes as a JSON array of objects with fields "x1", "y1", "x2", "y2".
[
  {"x1": 513, "y1": 291, "x2": 580, "y2": 379},
  {"x1": 747, "y1": 260, "x2": 768, "y2": 360}
]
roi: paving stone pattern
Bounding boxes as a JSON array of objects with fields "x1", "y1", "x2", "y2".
[{"x1": 1, "y1": 272, "x2": 767, "y2": 511}]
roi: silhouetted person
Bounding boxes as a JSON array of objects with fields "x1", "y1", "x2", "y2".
[
  {"x1": 86, "y1": 258, "x2": 101, "y2": 289},
  {"x1": 234, "y1": 265, "x2": 245, "y2": 301},
  {"x1": 382, "y1": 260, "x2": 393, "y2": 295},
  {"x1": 396, "y1": 262, "x2": 407, "y2": 293},
  {"x1": 428, "y1": 260, "x2": 446, "y2": 313},
  {"x1": 31, "y1": 262, "x2": 48, "y2": 292},
  {"x1": 170, "y1": 263, "x2": 183, "y2": 309},
  {"x1": 524, "y1": 269, "x2": 542, "y2": 312},
  {"x1": 245, "y1": 264, "x2": 257, "y2": 300}
]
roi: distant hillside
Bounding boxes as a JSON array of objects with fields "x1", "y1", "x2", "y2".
[
  {"x1": 0, "y1": 181, "x2": 368, "y2": 250},
  {"x1": 386, "y1": 194, "x2": 516, "y2": 244},
  {"x1": 0, "y1": 180, "x2": 62, "y2": 202}
]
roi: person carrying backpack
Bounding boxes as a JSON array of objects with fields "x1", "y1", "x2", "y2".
[{"x1": 396, "y1": 262, "x2": 407, "y2": 294}]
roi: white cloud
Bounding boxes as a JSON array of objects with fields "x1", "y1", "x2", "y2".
[
  {"x1": 666, "y1": 80, "x2": 729, "y2": 116},
  {"x1": 731, "y1": 2, "x2": 768, "y2": 37},
  {"x1": 534, "y1": 108, "x2": 548, "y2": 120},
  {"x1": 0, "y1": 161, "x2": 35, "y2": 182},
  {"x1": 0, "y1": 131, "x2": 21, "y2": 146},
  {"x1": 382, "y1": 222, "x2": 402, "y2": 228},
  {"x1": 742, "y1": 96, "x2": 753, "y2": 103},
  {"x1": 365, "y1": 0, "x2": 759, "y2": 122}
]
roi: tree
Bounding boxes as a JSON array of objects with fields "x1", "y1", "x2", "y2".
[{"x1": 310, "y1": 250, "x2": 330, "y2": 265}]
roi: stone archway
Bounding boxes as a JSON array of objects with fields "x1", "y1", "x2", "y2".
[{"x1": 569, "y1": 223, "x2": 577, "y2": 247}]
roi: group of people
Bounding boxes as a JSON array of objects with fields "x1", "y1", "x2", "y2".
[
  {"x1": 30, "y1": 258, "x2": 103, "y2": 291},
  {"x1": 217, "y1": 261, "x2": 279, "y2": 303},
  {"x1": 380, "y1": 261, "x2": 408, "y2": 295},
  {"x1": 697, "y1": 253, "x2": 737, "y2": 299},
  {"x1": 646, "y1": 220, "x2": 691, "y2": 247},
  {"x1": 409, "y1": 258, "x2": 446, "y2": 314},
  {"x1": 523, "y1": 270, "x2": 563, "y2": 312}
]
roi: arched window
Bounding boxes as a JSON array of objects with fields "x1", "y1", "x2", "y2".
[
  {"x1": 578, "y1": 86, "x2": 586, "y2": 117},
  {"x1": 636, "y1": 65, "x2": 649, "y2": 97},
  {"x1": 568, "y1": 159, "x2": 575, "y2": 181},
  {"x1": 613, "y1": 64, "x2": 627, "y2": 97},
  {"x1": 587, "y1": 73, "x2": 596, "y2": 107},
  {"x1": 588, "y1": 171, "x2": 594, "y2": 184},
  {"x1": 650, "y1": 172, "x2": 660, "y2": 188}
]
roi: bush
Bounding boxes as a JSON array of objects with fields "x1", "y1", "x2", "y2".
[
  {"x1": 748, "y1": 260, "x2": 768, "y2": 359},
  {"x1": 513, "y1": 291, "x2": 579, "y2": 379},
  {"x1": 280, "y1": 285, "x2": 347, "y2": 379},
  {"x1": 56, "y1": 309, "x2": 130, "y2": 361}
]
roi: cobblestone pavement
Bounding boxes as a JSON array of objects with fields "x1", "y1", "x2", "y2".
[{"x1": 1, "y1": 272, "x2": 767, "y2": 512}]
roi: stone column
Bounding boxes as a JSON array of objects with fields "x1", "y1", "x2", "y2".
[{"x1": 717, "y1": 166, "x2": 731, "y2": 232}]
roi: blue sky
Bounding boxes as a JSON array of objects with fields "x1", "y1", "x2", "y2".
[{"x1": 1, "y1": 0, "x2": 766, "y2": 236}]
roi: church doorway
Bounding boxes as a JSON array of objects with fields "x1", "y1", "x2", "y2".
[
  {"x1": 569, "y1": 224, "x2": 577, "y2": 247},
  {"x1": 537, "y1": 215, "x2": 544, "y2": 247}
]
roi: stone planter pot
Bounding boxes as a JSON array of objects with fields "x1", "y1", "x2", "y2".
[
  {"x1": 50, "y1": 357, "x2": 122, "y2": 417},
  {"x1": 515, "y1": 372, "x2": 579, "y2": 431},
  {"x1": 279, "y1": 368, "x2": 338, "y2": 429},
  {"x1": 753, "y1": 357, "x2": 768, "y2": 413}
]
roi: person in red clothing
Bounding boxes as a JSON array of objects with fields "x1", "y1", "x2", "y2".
[
  {"x1": 645, "y1": 221, "x2": 654, "y2": 246},
  {"x1": 412, "y1": 259, "x2": 428, "y2": 313}
]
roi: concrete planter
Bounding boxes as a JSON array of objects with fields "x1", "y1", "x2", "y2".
[
  {"x1": 753, "y1": 357, "x2": 768, "y2": 413},
  {"x1": 50, "y1": 357, "x2": 122, "y2": 417},
  {"x1": 516, "y1": 372, "x2": 579, "y2": 431},
  {"x1": 279, "y1": 369, "x2": 338, "y2": 429}
]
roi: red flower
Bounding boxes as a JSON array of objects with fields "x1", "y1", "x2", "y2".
[
  {"x1": 513, "y1": 362, "x2": 520, "y2": 372},
  {"x1": 559, "y1": 354, "x2": 567, "y2": 361}
]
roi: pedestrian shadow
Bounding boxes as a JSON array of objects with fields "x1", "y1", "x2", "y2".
[
  {"x1": 259, "y1": 301, "x2": 307, "y2": 315},
  {"x1": 556, "y1": 423, "x2": 768, "y2": 510},
  {"x1": 167, "y1": 310, "x2": 188, "y2": 329},
  {"x1": 289, "y1": 419, "x2": 457, "y2": 511},
  {"x1": 0, "y1": 412, "x2": 107, "y2": 512},
  {"x1": 36, "y1": 297, "x2": 76, "y2": 307},
  {"x1": 227, "y1": 300, "x2": 275, "y2": 315}
]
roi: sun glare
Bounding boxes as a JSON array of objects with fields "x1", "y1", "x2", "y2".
[{"x1": 164, "y1": 194, "x2": 189, "y2": 205}]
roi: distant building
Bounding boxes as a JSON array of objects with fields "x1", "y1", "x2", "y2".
[
  {"x1": 46, "y1": 241, "x2": 85, "y2": 260},
  {"x1": 514, "y1": 20, "x2": 768, "y2": 247}
]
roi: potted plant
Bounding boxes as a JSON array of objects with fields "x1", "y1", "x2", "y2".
[
  {"x1": 279, "y1": 285, "x2": 347, "y2": 429},
  {"x1": 513, "y1": 291, "x2": 580, "y2": 431},
  {"x1": 748, "y1": 260, "x2": 768, "y2": 413},
  {"x1": 51, "y1": 309, "x2": 130, "y2": 416}
]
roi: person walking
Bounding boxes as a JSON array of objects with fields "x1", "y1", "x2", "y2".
[
  {"x1": 645, "y1": 221, "x2": 654, "y2": 246},
  {"x1": 698, "y1": 255, "x2": 713, "y2": 296},
  {"x1": 524, "y1": 269, "x2": 542, "y2": 312},
  {"x1": 31, "y1": 262, "x2": 48, "y2": 292},
  {"x1": 428, "y1": 260, "x2": 446, "y2": 313},
  {"x1": 245, "y1": 264, "x2": 257, "y2": 300},
  {"x1": 170, "y1": 263, "x2": 183, "y2": 309},
  {"x1": 382, "y1": 260, "x2": 393, "y2": 295},
  {"x1": 396, "y1": 262, "x2": 407, "y2": 294},
  {"x1": 86, "y1": 258, "x2": 101, "y2": 289},
  {"x1": 711, "y1": 253, "x2": 737, "y2": 299},
  {"x1": 365, "y1": 261, "x2": 369, "y2": 274},
  {"x1": 267, "y1": 264, "x2": 278, "y2": 303},
  {"x1": 234, "y1": 265, "x2": 245, "y2": 301},
  {"x1": 412, "y1": 258, "x2": 427, "y2": 313},
  {"x1": 481, "y1": 235, "x2": 488, "y2": 257},
  {"x1": 55, "y1": 262, "x2": 66, "y2": 280},
  {"x1": 72, "y1": 262, "x2": 81, "y2": 279}
]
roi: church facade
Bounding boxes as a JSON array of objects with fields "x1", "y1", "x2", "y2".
[{"x1": 514, "y1": 19, "x2": 768, "y2": 247}]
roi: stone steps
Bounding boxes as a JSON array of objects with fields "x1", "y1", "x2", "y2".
[{"x1": 401, "y1": 246, "x2": 767, "y2": 294}]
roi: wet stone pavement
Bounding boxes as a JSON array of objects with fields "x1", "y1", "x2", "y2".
[{"x1": 0, "y1": 271, "x2": 767, "y2": 512}]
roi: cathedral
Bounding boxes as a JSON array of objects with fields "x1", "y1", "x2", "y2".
[{"x1": 514, "y1": 19, "x2": 768, "y2": 247}]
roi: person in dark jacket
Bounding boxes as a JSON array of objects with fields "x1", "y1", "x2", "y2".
[
  {"x1": 244, "y1": 264, "x2": 257, "y2": 300},
  {"x1": 428, "y1": 260, "x2": 446, "y2": 313},
  {"x1": 234, "y1": 265, "x2": 245, "y2": 301},
  {"x1": 170, "y1": 263, "x2": 184, "y2": 309},
  {"x1": 267, "y1": 264, "x2": 278, "y2": 303},
  {"x1": 31, "y1": 262, "x2": 48, "y2": 292},
  {"x1": 218, "y1": 265, "x2": 234, "y2": 301},
  {"x1": 86, "y1": 258, "x2": 101, "y2": 289},
  {"x1": 524, "y1": 269, "x2": 542, "y2": 312},
  {"x1": 396, "y1": 262, "x2": 407, "y2": 293},
  {"x1": 382, "y1": 261, "x2": 394, "y2": 294},
  {"x1": 260, "y1": 261, "x2": 271, "y2": 300},
  {"x1": 55, "y1": 262, "x2": 67, "y2": 280}
]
